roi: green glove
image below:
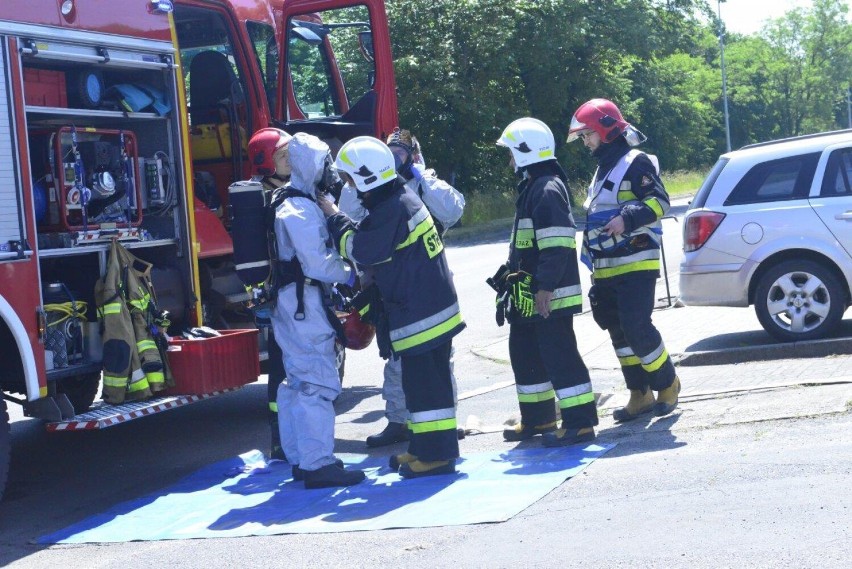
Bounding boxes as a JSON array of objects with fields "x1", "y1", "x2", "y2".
[{"x1": 511, "y1": 272, "x2": 535, "y2": 318}]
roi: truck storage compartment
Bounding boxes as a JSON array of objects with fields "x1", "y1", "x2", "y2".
[{"x1": 166, "y1": 329, "x2": 259, "y2": 395}]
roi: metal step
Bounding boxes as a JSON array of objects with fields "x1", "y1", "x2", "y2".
[{"x1": 45, "y1": 388, "x2": 240, "y2": 432}]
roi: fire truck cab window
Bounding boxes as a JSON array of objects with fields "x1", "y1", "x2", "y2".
[
  {"x1": 174, "y1": 7, "x2": 249, "y2": 129},
  {"x1": 247, "y1": 21, "x2": 278, "y2": 115},
  {"x1": 288, "y1": 5, "x2": 375, "y2": 120}
]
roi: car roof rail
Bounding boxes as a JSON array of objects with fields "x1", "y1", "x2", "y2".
[{"x1": 739, "y1": 128, "x2": 852, "y2": 151}]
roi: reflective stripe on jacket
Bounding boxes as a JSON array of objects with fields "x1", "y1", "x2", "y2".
[
  {"x1": 508, "y1": 167, "x2": 583, "y2": 321},
  {"x1": 582, "y1": 149, "x2": 670, "y2": 280},
  {"x1": 329, "y1": 182, "x2": 465, "y2": 356}
]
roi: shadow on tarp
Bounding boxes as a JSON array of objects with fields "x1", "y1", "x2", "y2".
[{"x1": 37, "y1": 444, "x2": 614, "y2": 543}]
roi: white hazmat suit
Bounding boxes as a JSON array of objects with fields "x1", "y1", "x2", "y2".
[{"x1": 273, "y1": 133, "x2": 353, "y2": 473}]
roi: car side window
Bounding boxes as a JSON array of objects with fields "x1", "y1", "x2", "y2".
[
  {"x1": 724, "y1": 153, "x2": 820, "y2": 206},
  {"x1": 820, "y1": 148, "x2": 852, "y2": 197}
]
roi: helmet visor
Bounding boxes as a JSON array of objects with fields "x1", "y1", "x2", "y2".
[{"x1": 566, "y1": 116, "x2": 588, "y2": 142}]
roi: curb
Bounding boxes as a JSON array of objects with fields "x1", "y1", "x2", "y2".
[{"x1": 674, "y1": 336, "x2": 852, "y2": 367}]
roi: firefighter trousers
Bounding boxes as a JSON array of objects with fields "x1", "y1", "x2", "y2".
[
  {"x1": 508, "y1": 315, "x2": 598, "y2": 429},
  {"x1": 382, "y1": 348, "x2": 458, "y2": 425},
  {"x1": 267, "y1": 328, "x2": 286, "y2": 449},
  {"x1": 400, "y1": 341, "x2": 459, "y2": 462},
  {"x1": 592, "y1": 275, "x2": 676, "y2": 392}
]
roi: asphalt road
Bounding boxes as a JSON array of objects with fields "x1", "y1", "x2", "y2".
[{"x1": 2, "y1": 203, "x2": 850, "y2": 568}]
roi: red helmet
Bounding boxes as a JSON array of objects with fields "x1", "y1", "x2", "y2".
[
  {"x1": 340, "y1": 309, "x2": 375, "y2": 350},
  {"x1": 248, "y1": 128, "x2": 291, "y2": 177},
  {"x1": 567, "y1": 98, "x2": 630, "y2": 143}
]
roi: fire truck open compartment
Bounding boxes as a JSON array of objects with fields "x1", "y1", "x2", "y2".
[{"x1": 14, "y1": 33, "x2": 197, "y2": 412}]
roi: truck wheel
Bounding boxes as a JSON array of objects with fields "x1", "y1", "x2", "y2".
[
  {"x1": 754, "y1": 260, "x2": 846, "y2": 342},
  {"x1": 58, "y1": 372, "x2": 101, "y2": 414},
  {"x1": 0, "y1": 398, "x2": 10, "y2": 503}
]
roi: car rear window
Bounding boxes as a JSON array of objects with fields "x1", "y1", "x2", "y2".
[
  {"x1": 724, "y1": 152, "x2": 820, "y2": 206},
  {"x1": 820, "y1": 147, "x2": 852, "y2": 197},
  {"x1": 689, "y1": 157, "x2": 729, "y2": 209}
]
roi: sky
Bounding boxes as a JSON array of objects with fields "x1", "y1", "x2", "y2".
[{"x1": 711, "y1": 0, "x2": 852, "y2": 35}]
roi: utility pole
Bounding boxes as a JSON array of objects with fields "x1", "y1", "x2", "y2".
[
  {"x1": 718, "y1": 0, "x2": 732, "y2": 152},
  {"x1": 847, "y1": 86, "x2": 851, "y2": 129}
]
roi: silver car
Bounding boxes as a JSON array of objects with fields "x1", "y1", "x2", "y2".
[{"x1": 679, "y1": 130, "x2": 852, "y2": 341}]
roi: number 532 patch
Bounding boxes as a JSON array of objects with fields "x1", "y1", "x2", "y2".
[{"x1": 423, "y1": 226, "x2": 444, "y2": 258}]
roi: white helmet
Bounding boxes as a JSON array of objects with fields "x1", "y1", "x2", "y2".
[
  {"x1": 334, "y1": 136, "x2": 396, "y2": 193},
  {"x1": 496, "y1": 117, "x2": 556, "y2": 169}
]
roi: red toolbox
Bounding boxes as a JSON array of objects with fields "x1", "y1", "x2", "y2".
[
  {"x1": 23, "y1": 68, "x2": 68, "y2": 107},
  {"x1": 166, "y1": 329, "x2": 260, "y2": 395}
]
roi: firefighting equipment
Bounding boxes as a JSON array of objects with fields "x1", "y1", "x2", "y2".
[
  {"x1": 366, "y1": 421, "x2": 409, "y2": 448},
  {"x1": 502, "y1": 421, "x2": 558, "y2": 442},
  {"x1": 389, "y1": 452, "x2": 417, "y2": 470},
  {"x1": 566, "y1": 98, "x2": 643, "y2": 147},
  {"x1": 340, "y1": 308, "x2": 375, "y2": 350},
  {"x1": 541, "y1": 426, "x2": 596, "y2": 448},
  {"x1": 496, "y1": 117, "x2": 556, "y2": 169},
  {"x1": 399, "y1": 459, "x2": 457, "y2": 479},
  {"x1": 303, "y1": 462, "x2": 366, "y2": 489},
  {"x1": 95, "y1": 240, "x2": 172, "y2": 403},
  {"x1": 333, "y1": 136, "x2": 396, "y2": 193},
  {"x1": 581, "y1": 149, "x2": 667, "y2": 279},
  {"x1": 615, "y1": 385, "x2": 656, "y2": 421},
  {"x1": 248, "y1": 127, "x2": 292, "y2": 177},
  {"x1": 229, "y1": 179, "x2": 275, "y2": 311},
  {"x1": 509, "y1": 271, "x2": 535, "y2": 318},
  {"x1": 612, "y1": 387, "x2": 656, "y2": 423},
  {"x1": 654, "y1": 376, "x2": 681, "y2": 417},
  {"x1": 487, "y1": 263, "x2": 511, "y2": 327}
]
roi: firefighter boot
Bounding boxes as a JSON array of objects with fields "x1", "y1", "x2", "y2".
[
  {"x1": 653, "y1": 376, "x2": 681, "y2": 417},
  {"x1": 503, "y1": 420, "x2": 558, "y2": 442},
  {"x1": 398, "y1": 459, "x2": 457, "y2": 479},
  {"x1": 541, "y1": 426, "x2": 596, "y2": 448},
  {"x1": 365, "y1": 421, "x2": 409, "y2": 448},
  {"x1": 303, "y1": 463, "x2": 366, "y2": 489},
  {"x1": 389, "y1": 452, "x2": 417, "y2": 470},
  {"x1": 612, "y1": 387, "x2": 656, "y2": 423},
  {"x1": 292, "y1": 458, "x2": 344, "y2": 481}
]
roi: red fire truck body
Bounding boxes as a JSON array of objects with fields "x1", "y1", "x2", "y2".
[{"x1": 0, "y1": 0, "x2": 398, "y2": 501}]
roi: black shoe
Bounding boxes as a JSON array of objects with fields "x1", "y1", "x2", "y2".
[
  {"x1": 503, "y1": 420, "x2": 558, "y2": 442},
  {"x1": 292, "y1": 458, "x2": 344, "y2": 481},
  {"x1": 270, "y1": 444, "x2": 286, "y2": 461},
  {"x1": 398, "y1": 459, "x2": 457, "y2": 479},
  {"x1": 541, "y1": 427, "x2": 596, "y2": 448},
  {"x1": 366, "y1": 422, "x2": 409, "y2": 448},
  {"x1": 303, "y1": 463, "x2": 366, "y2": 489}
]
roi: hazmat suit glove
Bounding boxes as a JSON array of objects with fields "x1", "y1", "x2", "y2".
[
  {"x1": 509, "y1": 272, "x2": 535, "y2": 318},
  {"x1": 410, "y1": 163, "x2": 426, "y2": 182}
]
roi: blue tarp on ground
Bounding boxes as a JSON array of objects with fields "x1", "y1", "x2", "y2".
[{"x1": 38, "y1": 444, "x2": 614, "y2": 543}]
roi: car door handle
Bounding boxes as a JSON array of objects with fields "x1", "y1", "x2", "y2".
[{"x1": 835, "y1": 211, "x2": 852, "y2": 220}]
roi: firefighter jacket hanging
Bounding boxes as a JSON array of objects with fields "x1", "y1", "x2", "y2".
[
  {"x1": 581, "y1": 139, "x2": 669, "y2": 280},
  {"x1": 95, "y1": 240, "x2": 172, "y2": 404}
]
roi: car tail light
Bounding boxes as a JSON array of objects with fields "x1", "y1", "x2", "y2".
[{"x1": 683, "y1": 211, "x2": 726, "y2": 252}]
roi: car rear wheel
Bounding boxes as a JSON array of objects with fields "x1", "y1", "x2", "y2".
[{"x1": 754, "y1": 260, "x2": 846, "y2": 342}]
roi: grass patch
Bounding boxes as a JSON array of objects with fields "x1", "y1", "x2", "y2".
[{"x1": 457, "y1": 169, "x2": 709, "y2": 228}]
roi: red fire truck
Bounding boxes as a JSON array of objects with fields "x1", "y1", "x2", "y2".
[{"x1": 0, "y1": 0, "x2": 398, "y2": 501}]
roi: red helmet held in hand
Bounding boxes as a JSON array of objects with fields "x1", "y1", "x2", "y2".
[
  {"x1": 248, "y1": 127, "x2": 292, "y2": 177},
  {"x1": 340, "y1": 309, "x2": 375, "y2": 350}
]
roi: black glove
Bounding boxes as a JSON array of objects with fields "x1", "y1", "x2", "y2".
[
  {"x1": 495, "y1": 291, "x2": 508, "y2": 327},
  {"x1": 486, "y1": 263, "x2": 511, "y2": 294}
]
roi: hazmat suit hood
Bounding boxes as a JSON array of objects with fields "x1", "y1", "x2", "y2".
[{"x1": 287, "y1": 132, "x2": 332, "y2": 198}]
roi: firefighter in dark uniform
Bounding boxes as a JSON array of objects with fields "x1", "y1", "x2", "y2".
[
  {"x1": 319, "y1": 136, "x2": 465, "y2": 478},
  {"x1": 494, "y1": 117, "x2": 599, "y2": 447},
  {"x1": 567, "y1": 98, "x2": 680, "y2": 421}
]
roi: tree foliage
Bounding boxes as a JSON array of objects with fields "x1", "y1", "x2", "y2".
[{"x1": 385, "y1": 0, "x2": 851, "y2": 196}]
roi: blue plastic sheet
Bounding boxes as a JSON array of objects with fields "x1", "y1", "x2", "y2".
[{"x1": 38, "y1": 444, "x2": 614, "y2": 543}]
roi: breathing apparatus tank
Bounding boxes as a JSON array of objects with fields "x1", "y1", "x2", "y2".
[{"x1": 228, "y1": 179, "x2": 276, "y2": 311}]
